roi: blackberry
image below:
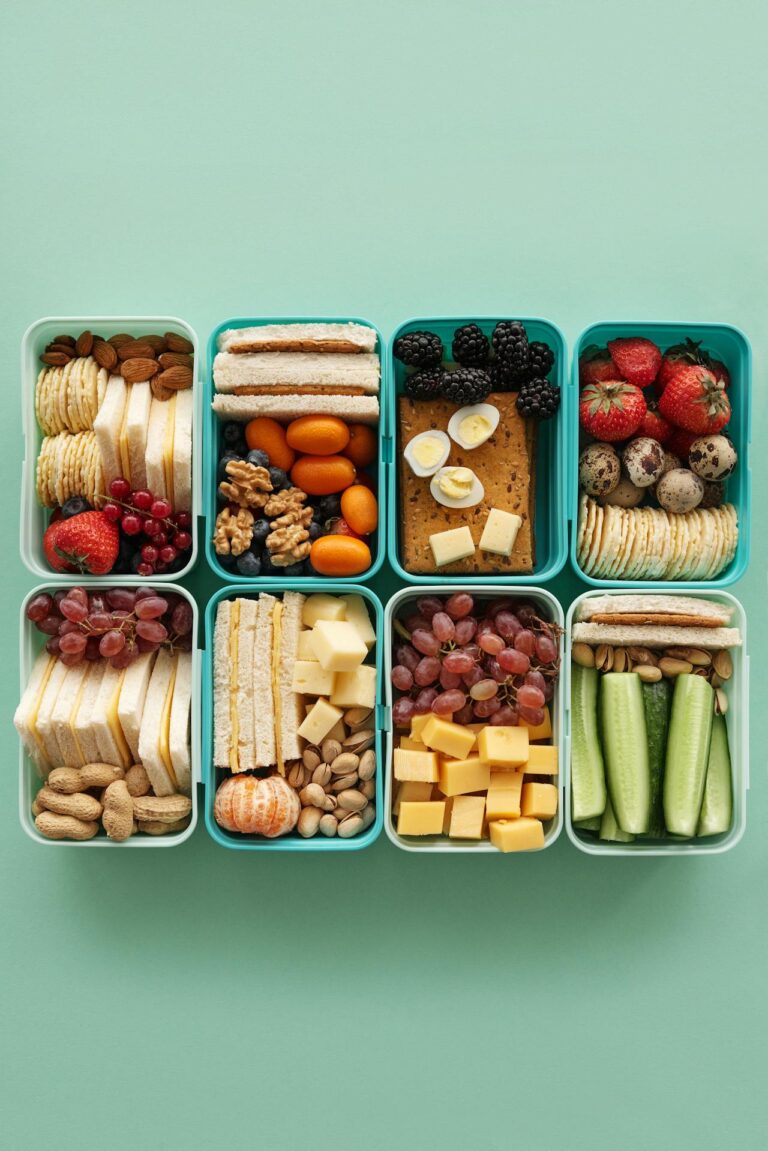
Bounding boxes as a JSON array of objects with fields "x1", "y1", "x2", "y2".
[
  {"x1": 404, "y1": 367, "x2": 445, "y2": 400},
  {"x1": 492, "y1": 320, "x2": 530, "y2": 384},
  {"x1": 527, "y1": 341, "x2": 555, "y2": 379},
  {"x1": 393, "y1": 329, "x2": 443, "y2": 369},
  {"x1": 516, "y1": 378, "x2": 561, "y2": 420},
  {"x1": 451, "y1": 323, "x2": 489, "y2": 367},
  {"x1": 440, "y1": 367, "x2": 492, "y2": 406},
  {"x1": 489, "y1": 359, "x2": 517, "y2": 392}
]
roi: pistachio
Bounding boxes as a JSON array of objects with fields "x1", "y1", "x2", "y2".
[
  {"x1": 312, "y1": 764, "x2": 333, "y2": 788},
  {"x1": 302, "y1": 747, "x2": 322, "y2": 771},
  {"x1": 299, "y1": 783, "x2": 327, "y2": 808},
  {"x1": 361, "y1": 803, "x2": 376, "y2": 830},
  {"x1": 323, "y1": 794, "x2": 338, "y2": 812},
  {"x1": 665, "y1": 646, "x2": 711, "y2": 667},
  {"x1": 712, "y1": 649, "x2": 733, "y2": 681},
  {"x1": 710, "y1": 672, "x2": 724, "y2": 689},
  {"x1": 321, "y1": 738, "x2": 343, "y2": 765},
  {"x1": 344, "y1": 707, "x2": 374, "y2": 732},
  {"x1": 628, "y1": 646, "x2": 658, "y2": 667},
  {"x1": 343, "y1": 729, "x2": 374, "y2": 754},
  {"x1": 595, "y1": 644, "x2": 614, "y2": 673},
  {"x1": 715, "y1": 687, "x2": 728, "y2": 715},
  {"x1": 571, "y1": 642, "x2": 595, "y2": 669},
  {"x1": 318, "y1": 813, "x2": 338, "y2": 837},
  {"x1": 297, "y1": 806, "x2": 323, "y2": 837},
  {"x1": 288, "y1": 762, "x2": 309, "y2": 789},
  {"x1": 337, "y1": 789, "x2": 367, "y2": 813},
  {"x1": 358, "y1": 749, "x2": 376, "y2": 781},
  {"x1": 331, "y1": 772, "x2": 358, "y2": 792},
  {"x1": 331, "y1": 751, "x2": 359, "y2": 775},
  {"x1": 659, "y1": 657, "x2": 693, "y2": 677},
  {"x1": 612, "y1": 647, "x2": 628, "y2": 673},
  {"x1": 337, "y1": 812, "x2": 365, "y2": 838},
  {"x1": 360, "y1": 778, "x2": 376, "y2": 800},
  {"x1": 636, "y1": 664, "x2": 663, "y2": 684}
]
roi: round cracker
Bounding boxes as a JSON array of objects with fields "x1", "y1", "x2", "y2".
[
  {"x1": 624, "y1": 508, "x2": 650, "y2": 579},
  {"x1": 584, "y1": 502, "x2": 605, "y2": 575}
]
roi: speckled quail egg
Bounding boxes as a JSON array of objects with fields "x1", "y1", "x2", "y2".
[
  {"x1": 404, "y1": 430, "x2": 451, "y2": 477},
  {"x1": 656, "y1": 468, "x2": 705, "y2": 514},
  {"x1": 688, "y1": 435, "x2": 737, "y2": 481},
  {"x1": 659, "y1": 451, "x2": 681, "y2": 479},
  {"x1": 447, "y1": 403, "x2": 500, "y2": 450},
  {"x1": 700, "y1": 480, "x2": 725, "y2": 509},
  {"x1": 599, "y1": 475, "x2": 646, "y2": 508},
  {"x1": 578, "y1": 443, "x2": 621, "y2": 498},
  {"x1": 621, "y1": 437, "x2": 666, "y2": 488}
]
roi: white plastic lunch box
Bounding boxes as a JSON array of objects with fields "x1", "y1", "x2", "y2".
[
  {"x1": 18, "y1": 582, "x2": 200, "y2": 848},
  {"x1": 20, "y1": 317, "x2": 202, "y2": 583},
  {"x1": 564, "y1": 588, "x2": 749, "y2": 857},
  {"x1": 383, "y1": 584, "x2": 565, "y2": 853}
]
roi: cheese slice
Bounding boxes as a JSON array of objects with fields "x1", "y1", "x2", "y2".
[{"x1": 14, "y1": 652, "x2": 57, "y2": 773}]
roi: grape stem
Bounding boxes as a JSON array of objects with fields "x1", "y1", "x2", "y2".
[{"x1": 95, "y1": 491, "x2": 177, "y2": 531}]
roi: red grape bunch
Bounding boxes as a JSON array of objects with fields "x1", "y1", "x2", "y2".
[
  {"x1": 26, "y1": 586, "x2": 194, "y2": 669},
  {"x1": 100, "y1": 478, "x2": 193, "y2": 576},
  {"x1": 391, "y1": 593, "x2": 561, "y2": 730}
]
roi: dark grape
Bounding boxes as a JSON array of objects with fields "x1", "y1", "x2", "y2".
[
  {"x1": 391, "y1": 665, "x2": 413, "y2": 692},
  {"x1": 517, "y1": 605, "x2": 539, "y2": 628},
  {"x1": 135, "y1": 595, "x2": 168, "y2": 621},
  {"x1": 454, "y1": 703, "x2": 475, "y2": 726},
  {"x1": 414, "y1": 688, "x2": 439, "y2": 713},
  {"x1": 85, "y1": 637, "x2": 101, "y2": 660},
  {"x1": 442, "y1": 651, "x2": 474, "y2": 675},
  {"x1": 105, "y1": 588, "x2": 136, "y2": 612},
  {"x1": 431, "y1": 612, "x2": 455, "y2": 643},
  {"x1": 514, "y1": 629, "x2": 536, "y2": 656},
  {"x1": 453, "y1": 617, "x2": 477, "y2": 645},
  {"x1": 136, "y1": 620, "x2": 168, "y2": 643},
  {"x1": 416, "y1": 596, "x2": 443, "y2": 620},
  {"x1": 439, "y1": 667, "x2": 462, "y2": 691},
  {"x1": 45, "y1": 637, "x2": 61, "y2": 655},
  {"x1": 462, "y1": 664, "x2": 485, "y2": 688},
  {"x1": 392, "y1": 698, "x2": 416, "y2": 728},
  {"x1": 26, "y1": 593, "x2": 53, "y2": 622},
  {"x1": 518, "y1": 704, "x2": 545, "y2": 726},
  {"x1": 525, "y1": 670, "x2": 547, "y2": 694},
  {"x1": 535, "y1": 633, "x2": 558, "y2": 664},
  {"x1": 99, "y1": 630, "x2": 126, "y2": 657},
  {"x1": 170, "y1": 602, "x2": 193, "y2": 636},
  {"x1": 444, "y1": 593, "x2": 474, "y2": 619},
  {"x1": 432, "y1": 689, "x2": 466, "y2": 715},
  {"x1": 495, "y1": 611, "x2": 521, "y2": 640},
  {"x1": 405, "y1": 613, "x2": 430, "y2": 634},
  {"x1": 498, "y1": 648, "x2": 530, "y2": 675},
  {"x1": 394, "y1": 644, "x2": 420, "y2": 674},
  {"x1": 59, "y1": 632, "x2": 87, "y2": 656},
  {"x1": 36, "y1": 615, "x2": 63, "y2": 636},
  {"x1": 473, "y1": 698, "x2": 501, "y2": 718},
  {"x1": 486, "y1": 659, "x2": 509, "y2": 684},
  {"x1": 414, "y1": 657, "x2": 441, "y2": 686},
  {"x1": 491, "y1": 706, "x2": 519, "y2": 726},
  {"x1": 411, "y1": 629, "x2": 440, "y2": 657},
  {"x1": 58, "y1": 620, "x2": 82, "y2": 636},
  {"x1": 518, "y1": 684, "x2": 545, "y2": 710}
]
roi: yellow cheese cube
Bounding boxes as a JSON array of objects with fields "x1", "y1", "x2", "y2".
[
  {"x1": 409, "y1": 714, "x2": 430, "y2": 743},
  {"x1": 302, "y1": 594, "x2": 346, "y2": 627},
  {"x1": 393, "y1": 747, "x2": 439, "y2": 782},
  {"x1": 429, "y1": 525, "x2": 475, "y2": 567},
  {"x1": 438, "y1": 756, "x2": 491, "y2": 797},
  {"x1": 297, "y1": 698, "x2": 344, "y2": 744},
  {"x1": 525, "y1": 744, "x2": 558, "y2": 775},
  {"x1": 297, "y1": 631, "x2": 319, "y2": 661},
  {"x1": 522, "y1": 706, "x2": 552, "y2": 742},
  {"x1": 421, "y1": 715, "x2": 476, "y2": 760},
  {"x1": 309, "y1": 620, "x2": 367, "y2": 672},
  {"x1": 449, "y1": 795, "x2": 486, "y2": 839},
  {"x1": 393, "y1": 780, "x2": 433, "y2": 815},
  {"x1": 330, "y1": 664, "x2": 376, "y2": 709},
  {"x1": 441, "y1": 794, "x2": 454, "y2": 834},
  {"x1": 291, "y1": 660, "x2": 336, "y2": 696},
  {"x1": 477, "y1": 725, "x2": 529, "y2": 768},
  {"x1": 398, "y1": 801, "x2": 445, "y2": 836},
  {"x1": 479, "y1": 508, "x2": 522, "y2": 556},
  {"x1": 489, "y1": 817, "x2": 545, "y2": 852},
  {"x1": 339, "y1": 594, "x2": 376, "y2": 648},
  {"x1": 398, "y1": 736, "x2": 424, "y2": 751},
  {"x1": 521, "y1": 782, "x2": 558, "y2": 820},
  {"x1": 485, "y1": 770, "x2": 524, "y2": 819}
]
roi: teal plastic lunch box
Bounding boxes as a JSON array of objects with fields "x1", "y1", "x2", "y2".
[
  {"x1": 203, "y1": 317, "x2": 387, "y2": 583},
  {"x1": 569, "y1": 321, "x2": 752, "y2": 588},
  {"x1": 202, "y1": 581, "x2": 385, "y2": 851},
  {"x1": 564, "y1": 588, "x2": 749, "y2": 856},
  {"x1": 387, "y1": 316, "x2": 569, "y2": 585}
]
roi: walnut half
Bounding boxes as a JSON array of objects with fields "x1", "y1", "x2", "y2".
[
  {"x1": 218, "y1": 461, "x2": 273, "y2": 510},
  {"x1": 213, "y1": 507, "x2": 254, "y2": 556}
]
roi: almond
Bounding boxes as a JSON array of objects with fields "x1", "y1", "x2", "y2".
[
  {"x1": 40, "y1": 351, "x2": 70, "y2": 366},
  {"x1": 75, "y1": 330, "x2": 94, "y2": 356},
  {"x1": 164, "y1": 331, "x2": 193, "y2": 354},
  {"x1": 117, "y1": 340, "x2": 157, "y2": 361},
  {"x1": 158, "y1": 351, "x2": 193, "y2": 370},
  {"x1": 156, "y1": 365, "x2": 192, "y2": 391},
  {"x1": 92, "y1": 339, "x2": 118, "y2": 370},
  {"x1": 108, "y1": 333, "x2": 133, "y2": 349},
  {"x1": 151, "y1": 378, "x2": 175, "y2": 401},
  {"x1": 45, "y1": 343, "x2": 77, "y2": 357},
  {"x1": 52, "y1": 334, "x2": 76, "y2": 347},
  {"x1": 121, "y1": 357, "x2": 159, "y2": 383},
  {"x1": 141, "y1": 334, "x2": 167, "y2": 353}
]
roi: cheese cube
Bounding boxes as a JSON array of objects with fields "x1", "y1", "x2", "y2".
[
  {"x1": 440, "y1": 793, "x2": 454, "y2": 834},
  {"x1": 485, "y1": 770, "x2": 524, "y2": 819},
  {"x1": 421, "y1": 715, "x2": 476, "y2": 760},
  {"x1": 398, "y1": 736, "x2": 424, "y2": 751},
  {"x1": 309, "y1": 620, "x2": 367, "y2": 672},
  {"x1": 410, "y1": 714, "x2": 430, "y2": 743},
  {"x1": 393, "y1": 780, "x2": 433, "y2": 815},
  {"x1": 438, "y1": 756, "x2": 491, "y2": 797},
  {"x1": 477, "y1": 725, "x2": 529, "y2": 768},
  {"x1": 302, "y1": 594, "x2": 346, "y2": 627},
  {"x1": 393, "y1": 747, "x2": 439, "y2": 782},
  {"x1": 326, "y1": 718, "x2": 347, "y2": 742},
  {"x1": 523, "y1": 707, "x2": 552, "y2": 742},
  {"x1": 291, "y1": 660, "x2": 336, "y2": 696},
  {"x1": 479, "y1": 508, "x2": 522, "y2": 556},
  {"x1": 521, "y1": 782, "x2": 558, "y2": 820},
  {"x1": 489, "y1": 817, "x2": 545, "y2": 852},
  {"x1": 398, "y1": 801, "x2": 445, "y2": 836},
  {"x1": 297, "y1": 699, "x2": 344, "y2": 744},
  {"x1": 449, "y1": 795, "x2": 486, "y2": 839},
  {"x1": 339, "y1": 594, "x2": 376, "y2": 648},
  {"x1": 429, "y1": 525, "x2": 475, "y2": 567},
  {"x1": 525, "y1": 744, "x2": 558, "y2": 775},
  {"x1": 330, "y1": 664, "x2": 376, "y2": 709},
  {"x1": 297, "y1": 631, "x2": 319, "y2": 661}
]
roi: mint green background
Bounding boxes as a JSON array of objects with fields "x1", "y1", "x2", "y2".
[{"x1": 2, "y1": 1, "x2": 767, "y2": 1148}]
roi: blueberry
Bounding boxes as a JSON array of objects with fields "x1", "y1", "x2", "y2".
[
  {"x1": 282, "y1": 561, "x2": 305, "y2": 577},
  {"x1": 218, "y1": 552, "x2": 236, "y2": 568},
  {"x1": 247, "y1": 449, "x2": 270, "y2": 468},
  {"x1": 61, "y1": 496, "x2": 92, "y2": 519},
  {"x1": 260, "y1": 551, "x2": 276, "y2": 574},
  {"x1": 218, "y1": 451, "x2": 241, "y2": 481},
  {"x1": 236, "y1": 552, "x2": 261, "y2": 577},
  {"x1": 222, "y1": 422, "x2": 243, "y2": 447},
  {"x1": 318, "y1": 495, "x2": 341, "y2": 519},
  {"x1": 308, "y1": 522, "x2": 323, "y2": 542},
  {"x1": 303, "y1": 558, "x2": 319, "y2": 576},
  {"x1": 268, "y1": 467, "x2": 289, "y2": 491},
  {"x1": 251, "y1": 518, "x2": 270, "y2": 545}
]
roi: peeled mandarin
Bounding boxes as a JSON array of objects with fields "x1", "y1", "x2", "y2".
[{"x1": 310, "y1": 535, "x2": 372, "y2": 576}]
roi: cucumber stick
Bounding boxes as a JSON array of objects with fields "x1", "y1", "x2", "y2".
[
  {"x1": 599, "y1": 794, "x2": 634, "y2": 843},
  {"x1": 574, "y1": 816, "x2": 601, "y2": 832},
  {"x1": 663, "y1": 675, "x2": 714, "y2": 837},
  {"x1": 570, "y1": 664, "x2": 607, "y2": 822},
  {"x1": 641, "y1": 680, "x2": 671, "y2": 838},
  {"x1": 697, "y1": 713, "x2": 733, "y2": 837},
  {"x1": 600, "y1": 673, "x2": 650, "y2": 834}
]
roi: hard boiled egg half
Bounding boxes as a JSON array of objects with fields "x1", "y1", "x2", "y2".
[
  {"x1": 447, "y1": 403, "x2": 499, "y2": 450},
  {"x1": 404, "y1": 430, "x2": 451, "y2": 477},
  {"x1": 430, "y1": 467, "x2": 485, "y2": 509}
]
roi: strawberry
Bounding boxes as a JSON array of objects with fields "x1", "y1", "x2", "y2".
[
  {"x1": 606, "y1": 337, "x2": 662, "y2": 387},
  {"x1": 666, "y1": 426, "x2": 699, "y2": 460},
  {"x1": 579, "y1": 381, "x2": 647, "y2": 443},
  {"x1": 709, "y1": 357, "x2": 731, "y2": 389},
  {"x1": 639, "y1": 403, "x2": 672, "y2": 445},
  {"x1": 658, "y1": 365, "x2": 731, "y2": 435},
  {"x1": 43, "y1": 511, "x2": 119, "y2": 575},
  {"x1": 578, "y1": 346, "x2": 623, "y2": 385},
  {"x1": 656, "y1": 338, "x2": 708, "y2": 397}
]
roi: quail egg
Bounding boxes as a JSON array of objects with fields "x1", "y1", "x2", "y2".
[
  {"x1": 430, "y1": 466, "x2": 485, "y2": 509},
  {"x1": 599, "y1": 476, "x2": 646, "y2": 508},
  {"x1": 659, "y1": 450, "x2": 681, "y2": 479},
  {"x1": 578, "y1": 442, "x2": 621, "y2": 498},
  {"x1": 656, "y1": 468, "x2": 705, "y2": 514},
  {"x1": 688, "y1": 435, "x2": 737, "y2": 481},
  {"x1": 404, "y1": 430, "x2": 451, "y2": 477},
  {"x1": 447, "y1": 403, "x2": 500, "y2": 450},
  {"x1": 621, "y1": 436, "x2": 666, "y2": 488}
]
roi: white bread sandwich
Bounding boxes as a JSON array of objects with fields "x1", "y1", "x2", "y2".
[
  {"x1": 575, "y1": 594, "x2": 733, "y2": 627},
  {"x1": 277, "y1": 592, "x2": 305, "y2": 765},
  {"x1": 212, "y1": 599, "x2": 234, "y2": 771},
  {"x1": 72, "y1": 662, "x2": 106, "y2": 765},
  {"x1": 125, "y1": 380, "x2": 152, "y2": 490},
  {"x1": 138, "y1": 648, "x2": 180, "y2": 796},
  {"x1": 571, "y1": 622, "x2": 741, "y2": 650},
  {"x1": 217, "y1": 322, "x2": 377, "y2": 355},
  {"x1": 50, "y1": 662, "x2": 90, "y2": 768},
  {"x1": 252, "y1": 595, "x2": 277, "y2": 768},
  {"x1": 213, "y1": 352, "x2": 380, "y2": 394},
  {"x1": 94, "y1": 374, "x2": 129, "y2": 487},
  {"x1": 14, "y1": 652, "x2": 59, "y2": 773},
  {"x1": 145, "y1": 394, "x2": 174, "y2": 502},
  {"x1": 172, "y1": 387, "x2": 193, "y2": 512},
  {"x1": 93, "y1": 664, "x2": 133, "y2": 769},
  {"x1": 117, "y1": 652, "x2": 156, "y2": 761},
  {"x1": 212, "y1": 392, "x2": 379, "y2": 425},
  {"x1": 169, "y1": 650, "x2": 193, "y2": 795},
  {"x1": 31, "y1": 658, "x2": 69, "y2": 772}
]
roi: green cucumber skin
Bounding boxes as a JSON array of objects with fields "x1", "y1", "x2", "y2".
[
  {"x1": 574, "y1": 816, "x2": 601, "y2": 832},
  {"x1": 599, "y1": 794, "x2": 634, "y2": 843},
  {"x1": 642, "y1": 680, "x2": 671, "y2": 838},
  {"x1": 663, "y1": 675, "x2": 714, "y2": 838},
  {"x1": 600, "y1": 673, "x2": 650, "y2": 834},
  {"x1": 697, "y1": 713, "x2": 733, "y2": 837},
  {"x1": 570, "y1": 664, "x2": 607, "y2": 822}
]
